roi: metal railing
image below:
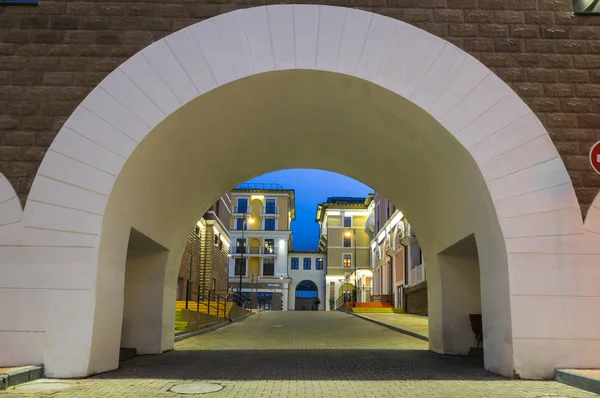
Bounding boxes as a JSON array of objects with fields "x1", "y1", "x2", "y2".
[
  {"x1": 409, "y1": 264, "x2": 425, "y2": 286},
  {"x1": 261, "y1": 206, "x2": 280, "y2": 215},
  {"x1": 232, "y1": 206, "x2": 249, "y2": 214},
  {"x1": 236, "y1": 183, "x2": 285, "y2": 190},
  {"x1": 231, "y1": 246, "x2": 278, "y2": 255},
  {"x1": 182, "y1": 280, "x2": 234, "y2": 319}
]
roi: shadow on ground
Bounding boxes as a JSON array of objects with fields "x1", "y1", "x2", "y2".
[{"x1": 94, "y1": 349, "x2": 501, "y2": 382}]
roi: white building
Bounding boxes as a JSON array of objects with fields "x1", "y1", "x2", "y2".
[{"x1": 287, "y1": 251, "x2": 326, "y2": 311}]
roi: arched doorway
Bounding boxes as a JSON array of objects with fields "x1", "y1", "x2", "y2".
[
  {"x1": 338, "y1": 283, "x2": 355, "y2": 305},
  {"x1": 295, "y1": 280, "x2": 319, "y2": 311},
  {"x1": 0, "y1": 5, "x2": 597, "y2": 380}
]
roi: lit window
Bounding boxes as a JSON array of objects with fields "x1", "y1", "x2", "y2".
[
  {"x1": 264, "y1": 239, "x2": 275, "y2": 254},
  {"x1": 343, "y1": 254, "x2": 352, "y2": 268},
  {"x1": 303, "y1": 258, "x2": 311, "y2": 270},
  {"x1": 573, "y1": 0, "x2": 600, "y2": 14},
  {"x1": 316, "y1": 258, "x2": 324, "y2": 270},
  {"x1": 291, "y1": 257, "x2": 299, "y2": 270}
]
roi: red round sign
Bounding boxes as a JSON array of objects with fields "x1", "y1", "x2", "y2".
[{"x1": 590, "y1": 141, "x2": 600, "y2": 175}]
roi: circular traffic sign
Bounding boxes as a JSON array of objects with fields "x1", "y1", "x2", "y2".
[{"x1": 590, "y1": 141, "x2": 600, "y2": 175}]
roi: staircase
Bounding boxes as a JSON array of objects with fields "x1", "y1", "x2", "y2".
[
  {"x1": 352, "y1": 302, "x2": 403, "y2": 314},
  {"x1": 175, "y1": 290, "x2": 234, "y2": 331}
]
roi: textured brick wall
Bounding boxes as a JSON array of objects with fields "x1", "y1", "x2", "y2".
[
  {"x1": 406, "y1": 281, "x2": 428, "y2": 315},
  {"x1": 210, "y1": 239, "x2": 230, "y2": 294},
  {"x1": 1, "y1": 0, "x2": 599, "y2": 212},
  {"x1": 178, "y1": 230, "x2": 202, "y2": 298}
]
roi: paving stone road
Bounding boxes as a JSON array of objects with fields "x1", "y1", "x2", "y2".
[{"x1": 4, "y1": 311, "x2": 597, "y2": 397}]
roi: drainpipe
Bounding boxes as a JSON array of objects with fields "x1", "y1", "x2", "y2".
[
  {"x1": 386, "y1": 253, "x2": 394, "y2": 307},
  {"x1": 399, "y1": 240, "x2": 409, "y2": 313}
]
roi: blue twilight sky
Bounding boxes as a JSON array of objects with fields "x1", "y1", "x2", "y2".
[{"x1": 244, "y1": 169, "x2": 373, "y2": 251}]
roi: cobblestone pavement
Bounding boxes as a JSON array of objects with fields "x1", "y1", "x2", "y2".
[{"x1": 4, "y1": 311, "x2": 596, "y2": 397}]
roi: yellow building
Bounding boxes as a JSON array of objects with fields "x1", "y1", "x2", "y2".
[
  {"x1": 316, "y1": 195, "x2": 374, "y2": 311},
  {"x1": 228, "y1": 183, "x2": 295, "y2": 311}
]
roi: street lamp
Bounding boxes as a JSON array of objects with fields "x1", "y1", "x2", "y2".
[
  {"x1": 345, "y1": 228, "x2": 357, "y2": 307},
  {"x1": 238, "y1": 213, "x2": 255, "y2": 306}
]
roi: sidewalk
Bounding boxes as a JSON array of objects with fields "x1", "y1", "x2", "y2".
[
  {"x1": 555, "y1": 369, "x2": 600, "y2": 394},
  {"x1": 350, "y1": 312, "x2": 429, "y2": 341},
  {"x1": 0, "y1": 366, "x2": 44, "y2": 390},
  {"x1": 350, "y1": 312, "x2": 600, "y2": 393}
]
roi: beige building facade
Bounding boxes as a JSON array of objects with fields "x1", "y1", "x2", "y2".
[
  {"x1": 316, "y1": 196, "x2": 374, "y2": 311},
  {"x1": 228, "y1": 184, "x2": 295, "y2": 311},
  {"x1": 367, "y1": 193, "x2": 426, "y2": 314}
]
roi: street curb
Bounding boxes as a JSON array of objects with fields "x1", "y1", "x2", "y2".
[
  {"x1": 555, "y1": 369, "x2": 600, "y2": 394},
  {"x1": 0, "y1": 365, "x2": 44, "y2": 390},
  {"x1": 345, "y1": 311, "x2": 429, "y2": 342},
  {"x1": 174, "y1": 312, "x2": 254, "y2": 342}
]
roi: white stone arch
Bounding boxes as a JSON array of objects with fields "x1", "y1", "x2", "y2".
[{"x1": 0, "y1": 4, "x2": 598, "y2": 380}]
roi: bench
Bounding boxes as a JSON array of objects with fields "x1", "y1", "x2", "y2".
[{"x1": 469, "y1": 314, "x2": 483, "y2": 348}]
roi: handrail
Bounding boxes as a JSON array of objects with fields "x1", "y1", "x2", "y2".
[
  {"x1": 231, "y1": 246, "x2": 278, "y2": 255},
  {"x1": 182, "y1": 281, "x2": 234, "y2": 320}
]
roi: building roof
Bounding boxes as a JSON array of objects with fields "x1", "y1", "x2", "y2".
[{"x1": 314, "y1": 194, "x2": 374, "y2": 222}]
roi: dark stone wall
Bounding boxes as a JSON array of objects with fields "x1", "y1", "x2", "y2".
[
  {"x1": 1, "y1": 0, "x2": 599, "y2": 211},
  {"x1": 406, "y1": 281, "x2": 428, "y2": 315}
]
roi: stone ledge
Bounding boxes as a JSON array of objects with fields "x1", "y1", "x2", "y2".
[
  {"x1": 174, "y1": 312, "x2": 254, "y2": 342},
  {"x1": 555, "y1": 369, "x2": 600, "y2": 394},
  {"x1": 345, "y1": 311, "x2": 429, "y2": 342},
  {"x1": 0, "y1": 365, "x2": 44, "y2": 390}
]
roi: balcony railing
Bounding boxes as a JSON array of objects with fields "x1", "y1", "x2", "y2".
[
  {"x1": 409, "y1": 263, "x2": 425, "y2": 286},
  {"x1": 260, "y1": 206, "x2": 280, "y2": 216},
  {"x1": 232, "y1": 206, "x2": 249, "y2": 214},
  {"x1": 231, "y1": 247, "x2": 278, "y2": 255}
]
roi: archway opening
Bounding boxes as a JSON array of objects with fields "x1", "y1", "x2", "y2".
[
  {"x1": 295, "y1": 280, "x2": 319, "y2": 311},
  {"x1": 86, "y1": 69, "x2": 510, "y2": 377}
]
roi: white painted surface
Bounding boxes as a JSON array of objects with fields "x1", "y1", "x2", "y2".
[
  {"x1": 288, "y1": 252, "x2": 327, "y2": 311},
  {"x1": 0, "y1": 5, "x2": 595, "y2": 380}
]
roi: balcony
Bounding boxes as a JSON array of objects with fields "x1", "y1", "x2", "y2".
[
  {"x1": 231, "y1": 247, "x2": 278, "y2": 256},
  {"x1": 232, "y1": 206, "x2": 250, "y2": 216},
  {"x1": 260, "y1": 206, "x2": 280, "y2": 217}
]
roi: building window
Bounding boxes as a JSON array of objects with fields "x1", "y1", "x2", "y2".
[
  {"x1": 237, "y1": 198, "x2": 248, "y2": 213},
  {"x1": 291, "y1": 257, "x2": 299, "y2": 270},
  {"x1": 303, "y1": 258, "x2": 311, "y2": 270},
  {"x1": 263, "y1": 258, "x2": 275, "y2": 276},
  {"x1": 316, "y1": 258, "x2": 324, "y2": 270},
  {"x1": 236, "y1": 218, "x2": 248, "y2": 231},
  {"x1": 264, "y1": 239, "x2": 275, "y2": 254},
  {"x1": 343, "y1": 234, "x2": 352, "y2": 248},
  {"x1": 265, "y1": 198, "x2": 276, "y2": 214},
  {"x1": 235, "y1": 258, "x2": 246, "y2": 276},
  {"x1": 343, "y1": 216, "x2": 352, "y2": 228},
  {"x1": 375, "y1": 203, "x2": 380, "y2": 231},
  {"x1": 236, "y1": 238, "x2": 246, "y2": 254},
  {"x1": 343, "y1": 254, "x2": 352, "y2": 268},
  {"x1": 265, "y1": 219, "x2": 276, "y2": 231},
  {"x1": 213, "y1": 233, "x2": 219, "y2": 246},
  {"x1": 573, "y1": 0, "x2": 600, "y2": 14}
]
